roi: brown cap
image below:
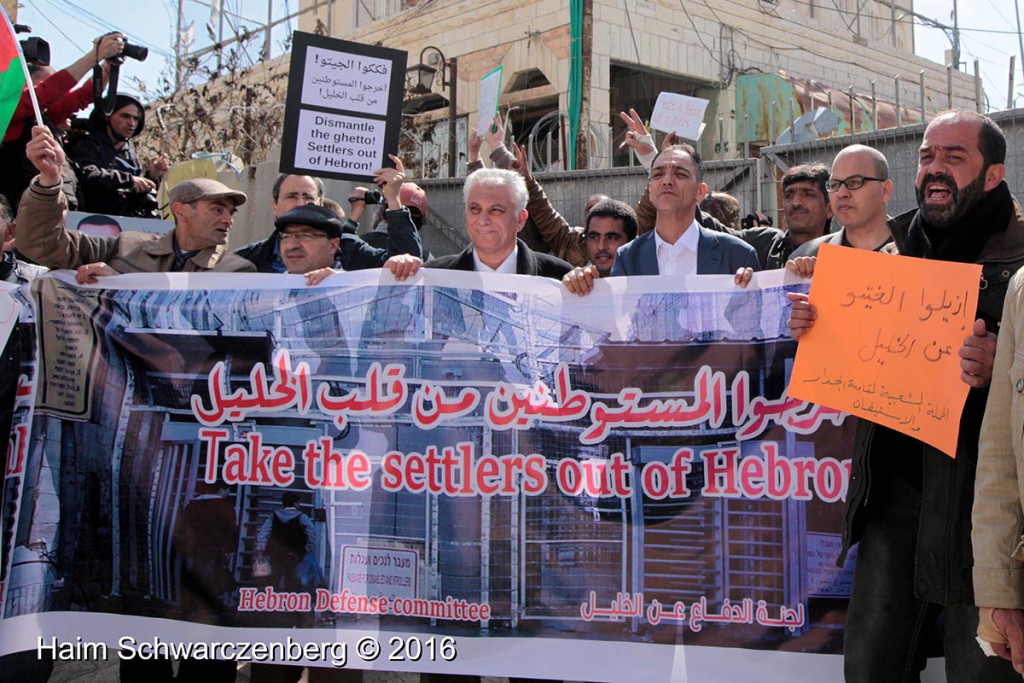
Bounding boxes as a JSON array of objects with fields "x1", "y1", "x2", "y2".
[{"x1": 169, "y1": 178, "x2": 247, "y2": 207}]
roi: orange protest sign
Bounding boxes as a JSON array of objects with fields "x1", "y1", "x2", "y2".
[{"x1": 787, "y1": 242, "x2": 981, "y2": 457}]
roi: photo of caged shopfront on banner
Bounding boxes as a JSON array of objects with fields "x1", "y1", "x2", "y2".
[{"x1": 0, "y1": 268, "x2": 858, "y2": 681}]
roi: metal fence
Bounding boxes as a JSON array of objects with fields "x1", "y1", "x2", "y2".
[{"x1": 413, "y1": 108, "x2": 1024, "y2": 259}]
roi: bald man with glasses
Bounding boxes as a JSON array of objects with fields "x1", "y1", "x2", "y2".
[{"x1": 790, "y1": 144, "x2": 894, "y2": 259}]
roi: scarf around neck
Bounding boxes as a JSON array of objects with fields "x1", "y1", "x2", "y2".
[{"x1": 903, "y1": 180, "x2": 1013, "y2": 263}]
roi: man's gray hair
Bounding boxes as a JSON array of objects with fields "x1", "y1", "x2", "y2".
[{"x1": 463, "y1": 168, "x2": 528, "y2": 214}]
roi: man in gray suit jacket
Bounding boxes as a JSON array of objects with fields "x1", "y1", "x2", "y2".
[{"x1": 564, "y1": 144, "x2": 758, "y2": 295}]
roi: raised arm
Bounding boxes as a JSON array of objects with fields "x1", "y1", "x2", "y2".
[
  {"x1": 510, "y1": 142, "x2": 587, "y2": 266},
  {"x1": 17, "y1": 127, "x2": 119, "y2": 269}
]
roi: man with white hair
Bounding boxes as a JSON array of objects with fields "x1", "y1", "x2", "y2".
[
  {"x1": 425, "y1": 168, "x2": 571, "y2": 279},
  {"x1": 418, "y1": 168, "x2": 570, "y2": 683}
]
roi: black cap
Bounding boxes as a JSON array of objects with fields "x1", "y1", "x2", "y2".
[{"x1": 274, "y1": 205, "x2": 343, "y2": 239}]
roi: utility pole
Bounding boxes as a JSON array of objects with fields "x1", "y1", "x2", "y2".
[
  {"x1": 264, "y1": 0, "x2": 273, "y2": 61},
  {"x1": 575, "y1": 0, "x2": 592, "y2": 170},
  {"x1": 951, "y1": 0, "x2": 960, "y2": 69},
  {"x1": 174, "y1": 0, "x2": 183, "y2": 91},
  {"x1": 216, "y1": 0, "x2": 225, "y2": 72},
  {"x1": 1016, "y1": 0, "x2": 1024, "y2": 97}
]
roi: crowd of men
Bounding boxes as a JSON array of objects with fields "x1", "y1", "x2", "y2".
[
  {"x1": 4, "y1": 29, "x2": 1024, "y2": 683},
  {"x1": 0, "y1": 32, "x2": 166, "y2": 218}
]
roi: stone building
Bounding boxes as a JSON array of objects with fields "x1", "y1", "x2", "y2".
[{"x1": 296, "y1": 0, "x2": 978, "y2": 172}]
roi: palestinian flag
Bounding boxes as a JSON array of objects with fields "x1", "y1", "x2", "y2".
[{"x1": 0, "y1": 7, "x2": 27, "y2": 139}]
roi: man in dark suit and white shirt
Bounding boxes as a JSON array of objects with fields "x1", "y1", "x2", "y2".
[
  {"x1": 426, "y1": 168, "x2": 572, "y2": 280},
  {"x1": 563, "y1": 143, "x2": 758, "y2": 295},
  {"x1": 413, "y1": 173, "x2": 569, "y2": 683}
]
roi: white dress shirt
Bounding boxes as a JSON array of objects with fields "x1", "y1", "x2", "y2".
[
  {"x1": 654, "y1": 220, "x2": 700, "y2": 275},
  {"x1": 473, "y1": 246, "x2": 518, "y2": 274}
]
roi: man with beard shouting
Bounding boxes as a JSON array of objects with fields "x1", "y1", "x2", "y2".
[{"x1": 789, "y1": 110, "x2": 1024, "y2": 681}]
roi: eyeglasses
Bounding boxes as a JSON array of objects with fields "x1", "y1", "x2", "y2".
[
  {"x1": 278, "y1": 231, "x2": 328, "y2": 243},
  {"x1": 826, "y1": 175, "x2": 887, "y2": 192}
]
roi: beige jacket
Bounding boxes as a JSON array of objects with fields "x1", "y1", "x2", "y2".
[
  {"x1": 974, "y1": 268, "x2": 1024, "y2": 609},
  {"x1": 16, "y1": 177, "x2": 255, "y2": 273}
]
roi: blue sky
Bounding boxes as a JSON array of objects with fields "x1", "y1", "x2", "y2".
[{"x1": 10, "y1": 0, "x2": 1024, "y2": 110}]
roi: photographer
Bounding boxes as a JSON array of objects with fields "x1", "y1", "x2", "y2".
[
  {"x1": 0, "y1": 32, "x2": 124, "y2": 211},
  {"x1": 2, "y1": 32, "x2": 123, "y2": 144},
  {"x1": 346, "y1": 182, "x2": 431, "y2": 259},
  {"x1": 68, "y1": 92, "x2": 166, "y2": 218}
]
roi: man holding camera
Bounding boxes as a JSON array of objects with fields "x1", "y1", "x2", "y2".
[
  {"x1": 68, "y1": 92, "x2": 167, "y2": 218},
  {"x1": 346, "y1": 181, "x2": 431, "y2": 259},
  {"x1": 0, "y1": 31, "x2": 125, "y2": 211}
]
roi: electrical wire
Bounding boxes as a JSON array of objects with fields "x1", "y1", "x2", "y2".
[
  {"x1": 826, "y1": 0, "x2": 858, "y2": 33},
  {"x1": 22, "y1": 0, "x2": 80, "y2": 47},
  {"x1": 51, "y1": 0, "x2": 171, "y2": 55},
  {"x1": 776, "y1": 0, "x2": 1024, "y2": 35},
  {"x1": 677, "y1": 0, "x2": 727, "y2": 73}
]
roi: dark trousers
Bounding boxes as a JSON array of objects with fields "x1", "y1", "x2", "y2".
[
  {"x1": 844, "y1": 476, "x2": 1020, "y2": 682},
  {"x1": 0, "y1": 651, "x2": 53, "y2": 683}
]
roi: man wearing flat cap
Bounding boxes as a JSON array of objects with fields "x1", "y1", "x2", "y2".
[{"x1": 17, "y1": 126, "x2": 255, "y2": 277}]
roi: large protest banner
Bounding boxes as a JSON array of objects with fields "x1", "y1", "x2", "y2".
[{"x1": 1, "y1": 269, "x2": 857, "y2": 681}]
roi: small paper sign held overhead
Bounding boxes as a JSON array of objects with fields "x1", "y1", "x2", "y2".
[
  {"x1": 787, "y1": 243, "x2": 982, "y2": 457},
  {"x1": 280, "y1": 32, "x2": 407, "y2": 182},
  {"x1": 650, "y1": 92, "x2": 709, "y2": 140},
  {"x1": 476, "y1": 66, "x2": 504, "y2": 136}
]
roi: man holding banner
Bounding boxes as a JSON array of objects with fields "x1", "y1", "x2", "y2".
[
  {"x1": 790, "y1": 111, "x2": 1024, "y2": 681},
  {"x1": 562, "y1": 143, "x2": 758, "y2": 295},
  {"x1": 15, "y1": 124, "x2": 250, "y2": 682},
  {"x1": 426, "y1": 168, "x2": 572, "y2": 281}
]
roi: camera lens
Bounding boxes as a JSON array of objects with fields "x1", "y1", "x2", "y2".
[{"x1": 122, "y1": 42, "x2": 148, "y2": 62}]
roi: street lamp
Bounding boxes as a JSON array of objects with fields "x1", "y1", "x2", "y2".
[{"x1": 407, "y1": 46, "x2": 458, "y2": 177}]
